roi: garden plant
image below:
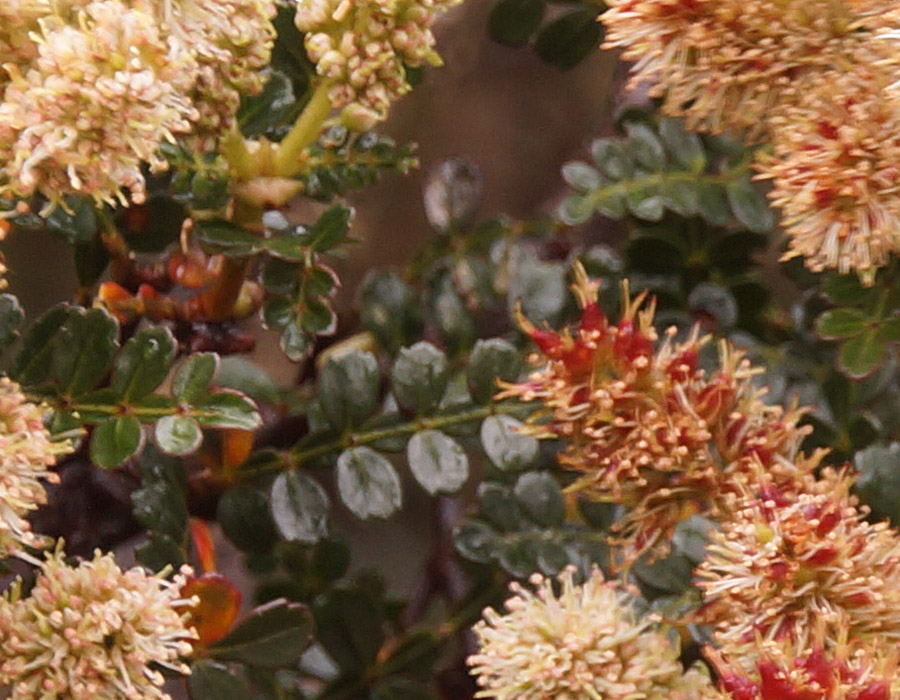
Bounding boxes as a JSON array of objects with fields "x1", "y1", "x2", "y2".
[{"x1": 2, "y1": 1, "x2": 900, "y2": 699}]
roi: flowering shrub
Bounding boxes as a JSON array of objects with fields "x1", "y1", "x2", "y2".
[{"x1": 2, "y1": 1, "x2": 900, "y2": 699}]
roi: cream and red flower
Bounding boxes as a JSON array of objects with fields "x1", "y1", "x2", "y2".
[
  {"x1": 697, "y1": 472, "x2": 900, "y2": 654},
  {"x1": 499, "y1": 267, "x2": 811, "y2": 558},
  {"x1": 706, "y1": 617, "x2": 900, "y2": 700}
]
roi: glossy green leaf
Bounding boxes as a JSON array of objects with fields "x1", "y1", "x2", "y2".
[
  {"x1": 194, "y1": 391, "x2": 262, "y2": 430},
  {"x1": 659, "y1": 118, "x2": 705, "y2": 172},
  {"x1": 561, "y1": 161, "x2": 602, "y2": 193},
  {"x1": 336, "y1": 446, "x2": 402, "y2": 519},
  {"x1": 838, "y1": 329, "x2": 885, "y2": 379},
  {"x1": 90, "y1": 416, "x2": 144, "y2": 468},
  {"x1": 215, "y1": 357, "x2": 280, "y2": 406},
  {"x1": 173, "y1": 352, "x2": 219, "y2": 404},
  {"x1": 513, "y1": 472, "x2": 564, "y2": 527},
  {"x1": 196, "y1": 220, "x2": 263, "y2": 257},
  {"x1": 44, "y1": 195, "x2": 97, "y2": 244},
  {"x1": 726, "y1": 174, "x2": 774, "y2": 233},
  {"x1": 590, "y1": 139, "x2": 633, "y2": 181},
  {"x1": 307, "y1": 204, "x2": 354, "y2": 251},
  {"x1": 467, "y1": 338, "x2": 523, "y2": 404},
  {"x1": 270, "y1": 471, "x2": 331, "y2": 543},
  {"x1": 237, "y1": 70, "x2": 298, "y2": 138},
  {"x1": 209, "y1": 598, "x2": 314, "y2": 668},
  {"x1": 131, "y1": 481, "x2": 188, "y2": 540},
  {"x1": 10, "y1": 305, "x2": 73, "y2": 385},
  {"x1": 407, "y1": 430, "x2": 469, "y2": 495},
  {"x1": 358, "y1": 270, "x2": 422, "y2": 353},
  {"x1": 111, "y1": 327, "x2": 176, "y2": 401},
  {"x1": 855, "y1": 442, "x2": 900, "y2": 524},
  {"x1": 534, "y1": 8, "x2": 601, "y2": 69},
  {"x1": 625, "y1": 122, "x2": 666, "y2": 171},
  {"x1": 313, "y1": 590, "x2": 383, "y2": 673},
  {"x1": 53, "y1": 307, "x2": 118, "y2": 396}
]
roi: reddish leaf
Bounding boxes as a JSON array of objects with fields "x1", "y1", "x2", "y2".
[{"x1": 183, "y1": 572, "x2": 242, "y2": 647}]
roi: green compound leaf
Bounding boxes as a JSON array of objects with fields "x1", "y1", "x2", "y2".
[{"x1": 53, "y1": 307, "x2": 119, "y2": 397}]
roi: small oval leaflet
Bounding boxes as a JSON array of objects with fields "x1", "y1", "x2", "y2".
[
  {"x1": 336, "y1": 447, "x2": 403, "y2": 519},
  {"x1": 407, "y1": 430, "x2": 469, "y2": 495},
  {"x1": 271, "y1": 471, "x2": 331, "y2": 543},
  {"x1": 480, "y1": 414, "x2": 539, "y2": 471}
]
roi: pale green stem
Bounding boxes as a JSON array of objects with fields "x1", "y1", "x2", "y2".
[{"x1": 274, "y1": 80, "x2": 334, "y2": 178}]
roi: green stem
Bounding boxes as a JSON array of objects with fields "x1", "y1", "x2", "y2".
[
  {"x1": 242, "y1": 401, "x2": 532, "y2": 478},
  {"x1": 221, "y1": 127, "x2": 256, "y2": 181},
  {"x1": 275, "y1": 80, "x2": 334, "y2": 178},
  {"x1": 583, "y1": 157, "x2": 752, "y2": 212}
]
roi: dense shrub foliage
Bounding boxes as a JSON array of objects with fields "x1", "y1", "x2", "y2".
[{"x1": 2, "y1": 1, "x2": 900, "y2": 699}]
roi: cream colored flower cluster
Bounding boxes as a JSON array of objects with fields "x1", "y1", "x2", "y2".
[
  {"x1": 600, "y1": 0, "x2": 900, "y2": 283},
  {"x1": 295, "y1": 0, "x2": 462, "y2": 131},
  {"x1": 0, "y1": 0, "x2": 275, "y2": 206},
  {"x1": 0, "y1": 550, "x2": 196, "y2": 700},
  {"x1": 469, "y1": 568, "x2": 719, "y2": 700},
  {"x1": 0, "y1": 377, "x2": 71, "y2": 557}
]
